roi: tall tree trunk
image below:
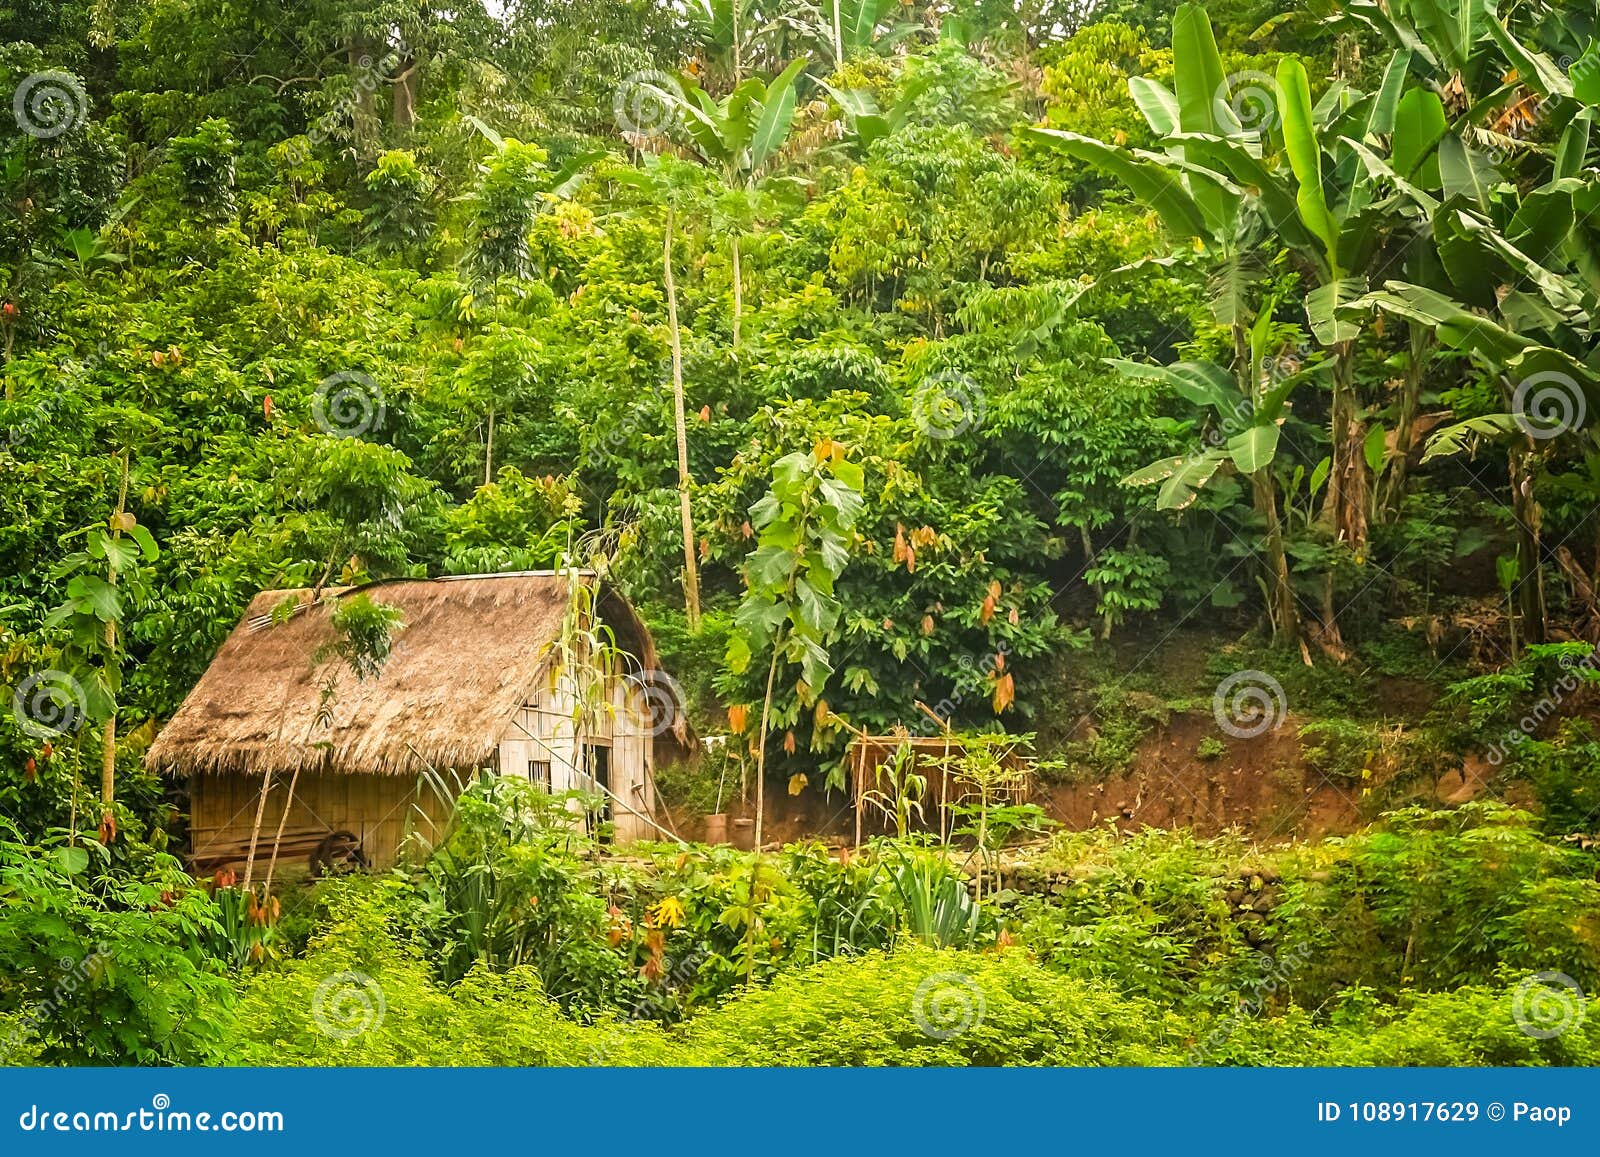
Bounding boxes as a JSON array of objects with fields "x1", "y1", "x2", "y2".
[
  {"x1": 730, "y1": 233, "x2": 743, "y2": 352},
  {"x1": 99, "y1": 450, "x2": 130, "y2": 842},
  {"x1": 665, "y1": 204, "x2": 702, "y2": 630},
  {"x1": 391, "y1": 55, "x2": 419, "y2": 130},
  {"x1": 347, "y1": 38, "x2": 377, "y2": 125},
  {"x1": 484, "y1": 405, "x2": 495, "y2": 486},
  {"x1": 832, "y1": 0, "x2": 844, "y2": 69}
]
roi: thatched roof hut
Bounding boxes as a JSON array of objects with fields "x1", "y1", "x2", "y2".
[{"x1": 149, "y1": 572, "x2": 690, "y2": 870}]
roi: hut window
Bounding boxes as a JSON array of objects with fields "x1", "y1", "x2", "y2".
[{"x1": 527, "y1": 760, "x2": 551, "y2": 790}]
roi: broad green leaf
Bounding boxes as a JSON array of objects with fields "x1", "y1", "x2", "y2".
[
  {"x1": 1129, "y1": 77, "x2": 1181, "y2": 137},
  {"x1": 1026, "y1": 130, "x2": 1212, "y2": 240},
  {"x1": 1227, "y1": 424, "x2": 1280, "y2": 474},
  {"x1": 56, "y1": 846, "x2": 89, "y2": 876},
  {"x1": 1277, "y1": 57, "x2": 1338, "y2": 266},
  {"x1": 1165, "y1": 133, "x2": 1323, "y2": 262},
  {"x1": 1157, "y1": 450, "x2": 1229, "y2": 511},
  {"x1": 1437, "y1": 134, "x2": 1502, "y2": 209},
  {"x1": 1485, "y1": 13, "x2": 1570, "y2": 98},
  {"x1": 1309, "y1": 455, "x2": 1331, "y2": 499},
  {"x1": 1392, "y1": 88, "x2": 1447, "y2": 180},
  {"x1": 1306, "y1": 276, "x2": 1367, "y2": 345},
  {"x1": 1109, "y1": 358, "x2": 1237, "y2": 416},
  {"x1": 1172, "y1": 3, "x2": 1232, "y2": 136},
  {"x1": 1364, "y1": 50, "x2": 1412, "y2": 138},
  {"x1": 1363, "y1": 423, "x2": 1388, "y2": 473},
  {"x1": 1556, "y1": 112, "x2": 1593, "y2": 179},
  {"x1": 1422, "y1": 413, "x2": 1520, "y2": 460},
  {"x1": 751, "y1": 56, "x2": 809, "y2": 172},
  {"x1": 66, "y1": 574, "x2": 120, "y2": 622},
  {"x1": 127, "y1": 523, "x2": 159, "y2": 561},
  {"x1": 1574, "y1": 45, "x2": 1600, "y2": 106}
]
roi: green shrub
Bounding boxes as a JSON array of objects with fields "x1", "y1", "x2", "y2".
[{"x1": 671, "y1": 944, "x2": 1183, "y2": 1066}]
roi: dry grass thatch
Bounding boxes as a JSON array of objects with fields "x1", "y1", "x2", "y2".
[{"x1": 145, "y1": 572, "x2": 689, "y2": 779}]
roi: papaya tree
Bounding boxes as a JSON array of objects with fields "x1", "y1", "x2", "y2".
[
  {"x1": 42, "y1": 450, "x2": 158, "y2": 844},
  {"x1": 726, "y1": 440, "x2": 862, "y2": 850}
]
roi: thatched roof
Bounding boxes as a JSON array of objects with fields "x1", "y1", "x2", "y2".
[{"x1": 146, "y1": 573, "x2": 691, "y2": 778}]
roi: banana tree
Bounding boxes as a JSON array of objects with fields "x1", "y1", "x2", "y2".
[
  {"x1": 1030, "y1": 4, "x2": 1440, "y2": 650},
  {"x1": 649, "y1": 57, "x2": 809, "y2": 352},
  {"x1": 1120, "y1": 306, "x2": 1324, "y2": 643},
  {"x1": 814, "y1": 0, "x2": 913, "y2": 71},
  {"x1": 1360, "y1": 280, "x2": 1600, "y2": 644}
]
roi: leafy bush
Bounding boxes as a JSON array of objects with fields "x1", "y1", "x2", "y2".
[
  {"x1": 0, "y1": 826, "x2": 231, "y2": 1064},
  {"x1": 670, "y1": 945, "x2": 1182, "y2": 1066}
]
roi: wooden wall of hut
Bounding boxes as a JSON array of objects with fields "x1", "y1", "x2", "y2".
[{"x1": 188, "y1": 770, "x2": 454, "y2": 877}]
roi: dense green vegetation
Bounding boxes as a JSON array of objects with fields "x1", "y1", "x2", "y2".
[{"x1": 4, "y1": 0, "x2": 1600, "y2": 1066}]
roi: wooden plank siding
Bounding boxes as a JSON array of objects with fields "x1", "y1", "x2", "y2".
[{"x1": 189, "y1": 770, "x2": 452, "y2": 876}]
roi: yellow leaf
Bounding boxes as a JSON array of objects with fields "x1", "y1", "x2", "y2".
[
  {"x1": 649, "y1": 895, "x2": 686, "y2": 929},
  {"x1": 788, "y1": 773, "x2": 809, "y2": 796}
]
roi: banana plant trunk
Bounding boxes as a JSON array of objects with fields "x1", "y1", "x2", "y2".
[
  {"x1": 1508, "y1": 441, "x2": 1548, "y2": 645},
  {"x1": 1251, "y1": 469, "x2": 1298, "y2": 642},
  {"x1": 1323, "y1": 342, "x2": 1370, "y2": 551},
  {"x1": 1378, "y1": 327, "x2": 1429, "y2": 520}
]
